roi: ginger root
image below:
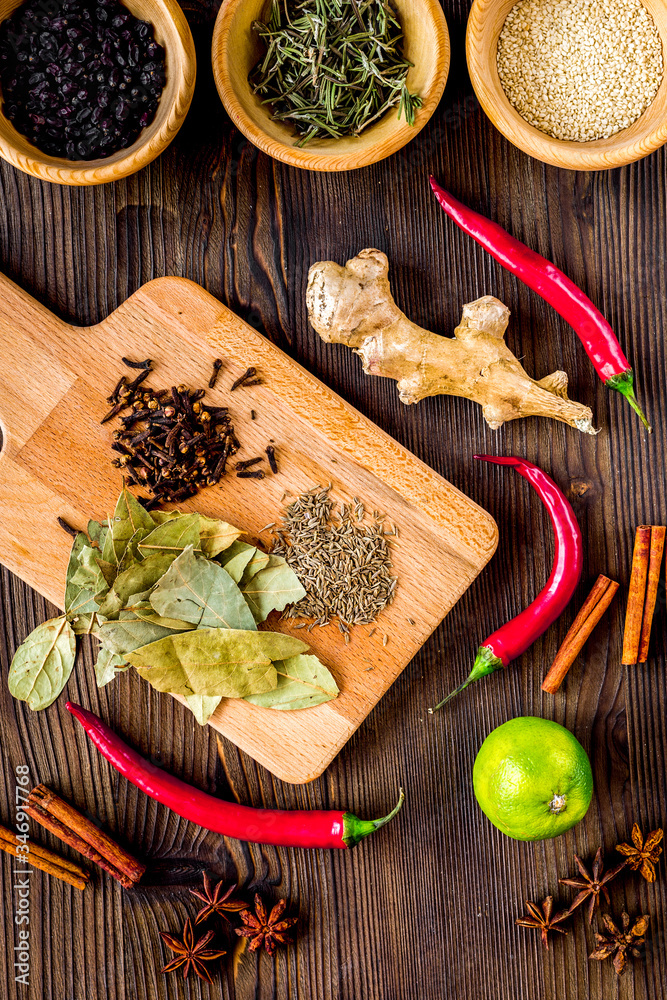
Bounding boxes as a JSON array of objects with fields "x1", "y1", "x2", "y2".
[{"x1": 306, "y1": 248, "x2": 596, "y2": 434}]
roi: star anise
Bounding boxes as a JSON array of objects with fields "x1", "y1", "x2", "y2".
[
  {"x1": 235, "y1": 893, "x2": 298, "y2": 955},
  {"x1": 559, "y1": 847, "x2": 626, "y2": 923},
  {"x1": 616, "y1": 824, "x2": 663, "y2": 883},
  {"x1": 589, "y1": 912, "x2": 649, "y2": 976},
  {"x1": 190, "y1": 872, "x2": 248, "y2": 926},
  {"x1": 515, "y1": 896, "x2": 570, "y2": 949},
  {"x1": 159, "y1": 917, "x2": 226, "y2": 983}
]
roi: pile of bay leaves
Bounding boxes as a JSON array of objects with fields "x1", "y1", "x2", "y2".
[{"x1": 8, "y1": 487, "x2": 339, "y2": 723}]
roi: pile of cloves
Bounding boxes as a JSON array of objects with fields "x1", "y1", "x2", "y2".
[{"x1": 103, "y1": 358, "x2": 242, "y2": 508}]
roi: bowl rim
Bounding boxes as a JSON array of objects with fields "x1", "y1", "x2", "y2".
[
  {"x1": 466, "y1": 0, "x2": 667, "y2": 171},
  {"x1": 212, "y1": 0, "x2": 451, "y2": 172},
  {"x1": 0, "y1": 0, "x2": 197, "y2": 186}
]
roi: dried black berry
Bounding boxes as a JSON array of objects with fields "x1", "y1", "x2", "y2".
[{"x1": 0, "y1": 0, "x2": 166, "y2": 160}]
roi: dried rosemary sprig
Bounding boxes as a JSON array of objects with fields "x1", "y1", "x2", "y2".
[{"x1": 249, "y1": 0, "x2": 423, "y2": 146}]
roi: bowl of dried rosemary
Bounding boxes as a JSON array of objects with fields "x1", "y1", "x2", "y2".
[{"x1": 212, "y1": 0, "x2": 450, "y2": 171}]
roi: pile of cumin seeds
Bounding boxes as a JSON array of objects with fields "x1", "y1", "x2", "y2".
[{"x1": 271, "y1": 485, "x2": 398, "y2": 639}]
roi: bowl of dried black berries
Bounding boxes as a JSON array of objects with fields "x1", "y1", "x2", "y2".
[{"x1": 0, "y1": 0, "x2": 196, "y2": 185}]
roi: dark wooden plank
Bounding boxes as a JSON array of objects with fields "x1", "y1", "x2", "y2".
[{"x1": 1, "y1": 0, "x2": 666, "y2": 998}]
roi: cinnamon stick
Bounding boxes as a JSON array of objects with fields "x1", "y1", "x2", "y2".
[
  {"x1": 0, "y1": 823, "x2": 89, "y2": 890},
  {"x1": 622, "y1": 526, "x2": 652, "y2": 665},
  {"x1": 638, "y1": 526, "x2": 666, "y2": 663},
  {"x1": 25, "y1": 801, "x2": 135, "y2": 889},
  {"x1": 542, "y1": 574, "x2": 619, "y2": 694},
  {"x1": 26, "y1": 785, "x2": 145, "y2": 889}
]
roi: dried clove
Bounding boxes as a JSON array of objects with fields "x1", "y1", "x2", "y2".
[
  {"x1": 122, "y1": 357, "x2": 153, "y2": 370},
  {"x1": 56, "y1": 517, "x2": 78, "y2": 538},
  {"x1": 103, "y1": 360, "x2": 281, "y2": 506},
  {"x1": 266, "y1": 445, "x2": 278, "y2": 474},
  {"x1": 107, "y1": 375, "x2": 127, "y2": 404},
  {"x1": 103, "y1": 362, "x2": 241, "y2": 505},
  {"x1": 101, "y1": 401, "x2": 126, "y2": 424},
  {"x1": 231, "y1": 367, "x2": 259, "y2": 391},
  {"x1": 208, "y1": 359, "x2": 223, "y2": 389},
  {"x1": 126, "y1": 368, "x2": 152, "y2": 394}
]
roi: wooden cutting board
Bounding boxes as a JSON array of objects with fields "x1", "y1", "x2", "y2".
[{"x1": 0, "y1": 272, "x2": 498, "y2": 783}]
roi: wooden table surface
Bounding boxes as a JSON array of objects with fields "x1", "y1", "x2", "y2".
[{"x1": 1, "y1": 2, "x2": 666, "y2": 998}]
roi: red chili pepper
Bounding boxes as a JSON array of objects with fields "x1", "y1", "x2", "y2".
[
  {"x1": 65, "y1": 703, "x2": 404, "y2": 849},
  {"x1": 429, "y1": 178, "x2": 651, "y2": 432},
  {"x1": 431, "y1": 456, "x2": 582, "y2": 710}
]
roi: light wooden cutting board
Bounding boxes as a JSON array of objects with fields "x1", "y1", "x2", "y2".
[{"x1": 0, "y1": 273, "x2": 498, "y2": 782}]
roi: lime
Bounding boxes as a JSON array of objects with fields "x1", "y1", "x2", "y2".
[{"x1": 473, "y1": 717, "x2": 593, "y2": 841}]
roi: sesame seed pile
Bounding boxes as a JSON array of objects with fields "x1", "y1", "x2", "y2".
[{"x1": 496, "y1": 0, "x2": 663, "y2": 142}]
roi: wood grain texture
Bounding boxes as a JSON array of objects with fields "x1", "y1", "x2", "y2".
[
  {"x1": 0, "y1": 0, "x2": 196, "y2": 185},
  {"x1": 212, "y1": 0, "x2": 450, "y2": 171},
  {"x1": 0, "y1": 0, "x2": 666, "y2": 998},
  {"x1": 0, "y1": 272, "x2": 496, "y2": 782},
  {"x1": 466, "y1": 0, "x2": 667, "y2": 170}
]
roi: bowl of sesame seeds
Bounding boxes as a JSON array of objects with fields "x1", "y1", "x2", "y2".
[{"x1": 466, "y1": 0, "x2": 667, "y2": 170}]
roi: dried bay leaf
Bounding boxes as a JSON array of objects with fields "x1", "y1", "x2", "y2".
[
  {"x1": 96, "y1": 588, "x2": 124, "y2": 621},
  {"x1": 241, "y1": 556, "x2": 307, "y2": 623},
  {"x1": 70, "y1": 545, "x2": 110, "y2": 599},
  {"x1": 87, "y1": 518, "x2": 108, "y2": 545},
  {"x1": 150, "y1": 510, "x2": 183, "y2": 524},
  {"x1": 64, "y1": 532, "x2": 99, "y2": 619},
  {"x1": 240, "y1": 548, "x2": 271, "y2": 586},
  {"x1": 245, "y1": 654, "x2": 339, "y2": 710},
  {"x1": 105, "y1": 487, "x2": 155, "y2": 567},
  {"x1": 101, "y1": 521, "x2": 115, "y2": 565},
  {"x1": 94, "y1": 647, "x2": 128, "y2": 687},
  {"x1": 138, "y1": 513, "x2": 201, "y2": 558},
  {"x1": 97, "y1": 609, "x2": 194, "y2": 655},
  {"x1": 97, "y1": 553, "x2": 176, "y2": 618},
  {"x1": 9, "y1": 484, "x2": 332, "y2": 715},
  {"x1": 183, "y1": 694, "x2": 223, "y2": 726},
  {"x1": 150, "y1": 546, "x2": 257, "y2": 631},
  {"x1": 118, "y1": 526, "x2": 150, "y2": 572},
  {"x1": 96, "y1": 559, "x2": 117, "y2": 589},
  {"x1": 8, "y1": 616, "x2": 76, "y2": 710},
  {"x1": 129, "y1": 606, "x2": 197, "y2": 631},
  {"x1": 70, "y1": 612, "x2": 104, "y2": 636},
  {"x1": 198, "y1": 515, "x2": 242, "y2": 559},
  {"x1": 218, "y1": 541, "x2": 258, "y2": 583},
  {"x1": 126, "y1": 628, "x2": 309, "y2": 698},
  {"x1": 97, "y1": 527, "x2": 110, "y2": 555},
  {"x1": 123, "y1": 589, "x2": 153, "y2": 607}
]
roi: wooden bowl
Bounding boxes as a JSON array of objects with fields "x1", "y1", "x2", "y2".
[
  {"x1": 0, "y1": 0, "x2": 196, "y2": 185},
  {"x1": 212, "y1": 0, "x2": 450, "y2": 171},
  {"x1": 467, "y1": 0, "x2": 667, "y2": 170}
]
